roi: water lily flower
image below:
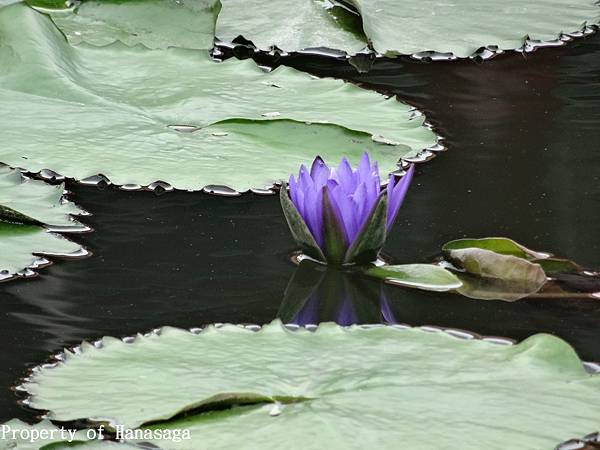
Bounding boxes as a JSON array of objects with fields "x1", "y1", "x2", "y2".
[{"x1": 280, "y1": 153, "x2": 414, "y2": 265}]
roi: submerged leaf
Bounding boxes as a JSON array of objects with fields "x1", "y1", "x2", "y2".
[
  {"x1": 23, "y1": 321, "x2": 600, "y2": 449},
  {"x1": 455, "y1": 272, "x2": 545, "y2": 302},
  {"x1": 364, "y1": 264, "x2": 462, "y2": 291},
  {"x1": 347, "y1": 0, "x2": 600, "y2": 57},
  {"x1": 0, "y1": 3, "x2": 437, "y2": 191}
]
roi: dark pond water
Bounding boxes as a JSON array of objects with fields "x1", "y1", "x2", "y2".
[{"x1": 1, "y1": 34, "x2": 600, "y2": 422}]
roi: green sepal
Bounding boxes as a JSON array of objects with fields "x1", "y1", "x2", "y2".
[{"x1": 279, "y1": 185, "x2": 326, "y2": 262}]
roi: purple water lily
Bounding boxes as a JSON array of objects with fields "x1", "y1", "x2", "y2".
[{"x1": 281, "y1": 152, "x2": 414, "y2": 265}]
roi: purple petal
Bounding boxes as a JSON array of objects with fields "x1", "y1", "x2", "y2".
[
  {"x1": 292, "y1": 293, "x2": 320, "y2": 326},
  {"x1": 380, "y1": 292, "x2": 396, "y2": 324},
  {"x1": 310, "y1": 156, "x2": 330, "y2": 189},
  {"x1": 289, "y1": 174, "x2": 299, "y2": 208},
  {"x1": 386, "y1": 164, "x2": 415, "y2": 230},
  {"x1": 328, "y1": 181, "x2": 358, "y2": 244},
  {"x1": 336, "y1": 297, "x2": 358, "y2": 326},
  {"x1": 357, "y1": 152, "x2": 371, "y2": 183},
  {"x1": 352, "y1": 182, "x2": 369, "y2": 229},
  {"x1": 333, "y1": 158, "x2": 356, "y2": 195},
  {"x1": 324, "y1": 181, "x2": 350, "y2": 246}
]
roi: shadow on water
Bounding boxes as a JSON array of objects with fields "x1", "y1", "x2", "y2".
[{"x1": 1, "y1": 34, "x2": 600, "y2": 420}]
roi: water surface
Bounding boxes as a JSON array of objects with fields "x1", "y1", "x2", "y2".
[{"x1": 1, "y1": 34, "x2": 600, "y2": 421}]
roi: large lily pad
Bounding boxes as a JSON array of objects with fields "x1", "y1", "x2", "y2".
[
  {"x1": 0, "y1": 420, "x2": 104, "y2": 450},
  {"x1": 0, "y1": 419, "x2": 141, "y2": 449},
  {"x1": 0, "y1": 222, "x2": 84, "y2": 280},
  {"x1": 0, "y1": 166, "x2": 85, "y2": 229},
  {"x1": 215, "y1": 0, "x2": 367, "y2": 54},
  {"x1": 26, "y1": 0, "x2": 221, "y2": 50},
  {"x1": 0, "y1": 3, "x2": 437, "y2": 192},
  {"x1": 24, "y1": 321, "x2": 600, "y2": 449},
  {"x1": 347, "y1": 0, "x2": 600, "y2": 57}
]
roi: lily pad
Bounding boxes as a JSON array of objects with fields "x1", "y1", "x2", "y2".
[
  {"x1": 442, "y1": 237, "x2": 550, "y2": 260},
  {"x1": 0, "y1": 420, "x2": 85, "y2": 450},
  {"x1": 0, "y1": 222, "x2": 84, "y2": 280},
  {"x1": 365, "y1": 263, "x2": 462, "y2": 291},
  {"x1": 0, "y1": 419, "x2": 140, "y2": 449},
  {"x1": 215, "y1": 0, "x2": 367, "y2": 54},
  {"x1": 0, "y1": 166, "x2": 85, "y2": 229},
  {"x1": 348, "y1": 0, "x2": 600, "y2": 58},
  {"x1": 26, "y1": 0, "x2": 221, "y2": 50},
  {"x1": 0, "y1": 3, "x2": 437, "y2": 191},
  {"x1": 23, "y1": 321, "x2": 600, "y2": 449},
  {"x1": 347, "y1": 0, "x2": 600, "y2": 57},
  {"x1": 444, "y1": 247, "x2": 546, "y2": 286}
]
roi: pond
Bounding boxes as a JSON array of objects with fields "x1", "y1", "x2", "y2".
[{"x1": 1, "y1": 30, "x2": 599, "y2": 424}]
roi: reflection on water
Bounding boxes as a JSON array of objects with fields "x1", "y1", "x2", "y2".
[
  {"x1": 1, "y1": 34, "x2": 600, "y2": 421},
  {"x1": 278, "y1": 261, "x2": 386, "y2": 325}
]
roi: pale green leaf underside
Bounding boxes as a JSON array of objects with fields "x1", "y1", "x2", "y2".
[
  {"x1": 25, "y1": 321, "x2": 600, "y2": 450},
  {"x1": 0, "y1": 3, "x2": 436, "y2": 191},
  {"x1": 216, "y1": 0, "x2": 367, "y2": 54},
  {"x1": 0, "y1": 223, "x2": 81, "y2": 276},
  {"x1": 348, "y1": 0, "x2": 600, "y2": 57},
  {"x1": 365, "y1": 263, "x2": 462, "y2": 291},
  {"x1": 0, "y1": 166, "x2": 84, "y2": 228},
  {"x1": 28, "y1": 0, "x2": 221, "y2": 50}
]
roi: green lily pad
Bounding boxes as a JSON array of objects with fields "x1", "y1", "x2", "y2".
[
  {"x1": 0, "y1": 420, "x2": 79, "y2": 449},
  {"x1": 0, "y1": 222, "x2": 84, "y2": 280},
  {"x1": 0, "y1": 166, "x2": 85, "y2": 229},
  {"x1": 347, "y1": 0, "x2": 600, "y2": 57},
  {"x1": 365, "y1": 263, "x2": 462, "y2": 291},
  {"x1": 26, "y1": 0, "x2": 221, "y2": 50},
  {"x1": 23, "y1": 321, "x2": 600, "y2": 449},
  {"x1": 442, "y1": 237, "x2": 550, "y2": 260},
  {"x1": 0, "y1": 3, "x2": 437, "y2": 192},
  {"x1": 215, "y1": 0, "x2": 367, "y2": 54}
]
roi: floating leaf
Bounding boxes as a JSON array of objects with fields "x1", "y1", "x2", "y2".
[
  {"x1": 346, "y1": 0, "x2": 600, "y2": 57},
  {"x1": 0, "y1": 166, "x2": 85, "y2": 229},
  {"x1": 0, "y1": 222, "x2": 84, "y2": 280},
  {"x1": 535, "y1": 257, "x2": 583, "y2": 274},
  {"x1": 215, "y1": 0, "x2": 367, "y2": 54},
  {"x1": 0, "y1": 3, "x2": 437, "y2": 191},
  {"x1": 444, "y1": 247, "x2": 547, "y2": 287},
  {"x1": 23, "y1": 321, "x2": 600, "y2": 449},
  {"x1": 26, "y1": 0, "x2": 221, "y2": 50},
  {"x1": 442, "y1": 237, "x2": 549, "y2": 260},
  {"x1": 0, "y1": 419, "x2": 90, "y2": 450},
  {"x1": 365, "y1": 263, "x2": 462, "y2": 291}
]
